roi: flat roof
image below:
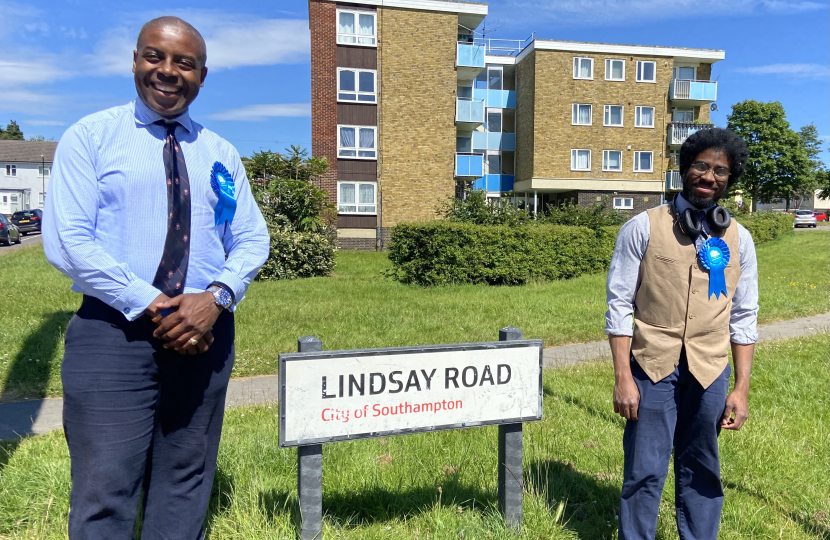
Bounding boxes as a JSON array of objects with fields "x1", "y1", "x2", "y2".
[
  {"x1": 517, "y1": 39, "x2": 725, "y2": 63},
  {"x1": 323, "y1": 0, "x2": 487, "y2": 15}
]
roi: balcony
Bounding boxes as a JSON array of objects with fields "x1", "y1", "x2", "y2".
[
  {"x1": 669, "y1": 79, "x2": 717, "y2": 105},
  {"x1": 472, "y1": 132, "x2": 516, "y2": 151},
  {"x1": 456, "y1": 153, "x2": 484, "y2": 177},
  {"x1": 456, "y1": 98, "x2": 485, "y2": 128},
  {"x1": 472, "y1": 88, "x2": 516, "y2": 109},
  {"x1": 666, "y1": 170, "x2": 682, "y2": 191},
  {"x1": 668, "y1": 122, "x2": 711, "y2": 146},
  {"x1": 457, "y1": 42, "x2": 485, "y2": 80},
  {"x1": 472, "y1": 174, "x2": 515, "y2": 192}
]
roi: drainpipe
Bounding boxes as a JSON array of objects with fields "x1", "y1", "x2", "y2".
[
  {"x1": 376, "y1": 1, "x2": 384, "y2": 250},
  {"x1": 533, "y1": 189, "x2": 537, "y2": 218}
]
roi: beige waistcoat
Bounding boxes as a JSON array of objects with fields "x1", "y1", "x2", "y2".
[{"x1": 631, "y1": 205, "x2": 741, "y2": 389}]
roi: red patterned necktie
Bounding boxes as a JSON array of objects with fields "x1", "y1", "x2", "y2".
[{"x1": 152, "y1": 122, "x2": 191, "y2": 297}]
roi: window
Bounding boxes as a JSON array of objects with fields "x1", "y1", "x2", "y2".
[
  {"x1": 636, "y1": 61, "x2": 656, "y2": 82},
  {"x1": 573, "y1": 57, "x2": 593, "y2": 79},
  {"x1": 10, "y1": 195, "x2": 18, "y2": 203},
  {"x1": 487, "y1": 109, "x2": 502, "y2": 132},
  {"x1": 633, "y1": 151, "x2": 653, "y2": 172},
  {"x1": 338, "y1": 182, "x2": 376, "y2": 214},
  {"x1": 603, "y1": 150, "x2": 623, "y2": 172},
  {"x1": 457, "y1": 85, "x2": 473, "y2": 99},
  {"x1": 338, "y1": 125, "x2": 376, "y2": 159},
  {"x1": 488, "y1": 66, "x2": 503, "y2": 90},
  {"x1": 672, "y1": 108, "x2": 694, "y2": 123},
  {"x1": 635, "y1": 106, "x2": 655, "y2": 128},
  {"x1": 605, "y1": 59, "x2": 625, "y2": 81},
  {"x1": 487, "y1": 153, "x2": 501, "y2": 176},
  {"x1": 337, "y1": 69, "x2": 376, "y2": 102},
  {"x1": 38, "y1": 165, "x2": 50, "y2": 176},
  {"x1": 456, "y1": 135, "x2": 472, "y2": 153},
  {"x1": 613, "y1": 197, "x2": 633, "y2": 210},
  {"x1": 572, "y1": 103, "x2": 592, "y2": 125},
  {"x1": 571, "y1": 149, "x2": 591, "y2": 171},
  {"x1": 39, "y1": 192, "x2": 45, "y2": 206},
  {"x1": 337, "y1": 9, "x2": 376, "y2": 46},
  {"x1": 603, "y1": 105, "x2": 623, "y2": 127},
  {"x1": 5, "y1": 165, "x2": 15, "y2": 176},
  {"x1": 673, "y1": 66, "x2": 696, "y2": 80}
]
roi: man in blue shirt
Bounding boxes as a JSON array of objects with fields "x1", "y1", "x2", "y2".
[{"x1": 44, "y1": 16, "x2": 269, "y2": 539}]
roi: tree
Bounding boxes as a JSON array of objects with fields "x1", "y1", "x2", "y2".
[
  {"x1": 0, "y1": 120, "x2": 24, "y2": 140},
  {"x1": 794, "y1": 123, "x2": 826, "y2": 207},
  {"x1": 727, "y1": 101, "x2": 810, "y2": 212}
]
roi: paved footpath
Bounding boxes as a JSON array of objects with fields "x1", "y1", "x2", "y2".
[{"x1": 1, "y1": 312, "x2": 827, "y2": 441}]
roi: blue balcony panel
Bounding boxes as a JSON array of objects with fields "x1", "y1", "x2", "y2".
[
  {"x1": 472, "y1": 175, "x2": 515, "y2": 192},
  {"x1": 472, "y1": 132, "x2": 516, "y2": 151},
  {"x1": 669, "y1": 80, "x2": 717, "y2": 102},
  {"x1": 472, "y1": 88, "x2": 516, "y2": 109},
  {"x1": 456, "y1": 153, "x2": 484, "y2": 177},
  {"x1": 457, "y1": 43, "x2": 485, "y2": 68},
  {"x1": 456, "y1": 98, "x2": 485, "y2": 124}
]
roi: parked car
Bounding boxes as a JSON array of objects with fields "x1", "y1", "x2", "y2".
[
  {"x1": 11, "y1": 209, "x2": 43, "y2": 235},
  {"x1": 0, "y1": 214, "x2": 22, "y2": 246},
  {"x1": 794, "y1": 209, "x2": 817, "y2": 228},
  {"x1": 813, "y1": 211, "x2": 827, "y2": 222}
]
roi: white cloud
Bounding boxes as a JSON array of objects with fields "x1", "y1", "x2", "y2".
[
  {"x1": 25, "y1": 119, "x2": 66, "y2": 126},
  {"x1": 207, "y1": 103, "x2": 311, "y2": 121},
  {"x1": 0, "y1": 57, "x2": 73, "y2": 84},
  {"x1": 0, "y1": 90, "x2": 60, "y2": 115},
  {"x1": 734, "y1": 63, "x2": 829, "y2": 78}
]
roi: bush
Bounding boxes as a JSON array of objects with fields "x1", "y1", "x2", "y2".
[
  {"x1": 543, "y1": 199, "x2": 629, "y2": 228},
  {"x1": 440, "y1": 189, "x2": 533, "y2": 226},
  {"x1": 257, "y1": 226, "x2": 336, "y2": 280},
  {"x1": 387, "y1": 221, "x2": 620, "y2": 286},
  {"x1": 736, "y1": 211, "x2": 795, "y2": 245}
]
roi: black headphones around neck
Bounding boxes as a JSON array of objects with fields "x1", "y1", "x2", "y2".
[{"x1": 672, "y1": 198, "x2": 731, "y2": 239}]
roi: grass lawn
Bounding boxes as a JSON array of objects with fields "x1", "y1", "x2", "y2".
[
  {"x1": 0, "y1": 229, "x2": 827, "y2": 402},
  {"x1": 0, "y1": 334, "x2": 827, "y2": 539}
]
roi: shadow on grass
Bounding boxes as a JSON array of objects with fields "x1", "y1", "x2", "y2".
[
  {"x1": 204, "y1": 466, "x2": 236, "y2": 532},
  {"x1": 544, "y1": 384, "x2": 624, "y2": 428},
  {"x1": 0, "y1": 438, "x2": 22, "y2": 475},
  {"x1": 723, "y1": 479, "x2": 830, "y2": 538}
]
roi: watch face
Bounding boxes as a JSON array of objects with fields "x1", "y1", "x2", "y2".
[{"x1": 214, "y1": 288, "x2": 233, "y2": 307}]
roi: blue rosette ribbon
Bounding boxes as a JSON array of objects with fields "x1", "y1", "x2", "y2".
[
  {"x1": 698, "y1": 237, "x2": 730, "y2": 299},
  {"x1": 210, "y1": 161, "x2": 236, "y2": 227}
]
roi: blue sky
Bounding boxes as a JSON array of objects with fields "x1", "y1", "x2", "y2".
[{"x1": 1, "y1": 0, "x2": 827, "y2": 163}]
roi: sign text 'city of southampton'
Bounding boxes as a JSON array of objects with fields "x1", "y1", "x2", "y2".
[{"x1": 279, "y1": 340, "x2": 543, "y2": 447}]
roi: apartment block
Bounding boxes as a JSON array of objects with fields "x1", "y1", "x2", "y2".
[{"x1": 308, "y1": 0, "x2": 723, "y2": 249}]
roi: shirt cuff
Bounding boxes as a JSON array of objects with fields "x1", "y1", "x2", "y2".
[
  {"x1": 111, "y1": 279, "x2": 163, "y2": 321},
  {"x1": 605, "y1": 327, "x2": 634, "y2": 337},
  {"x1": 730, "y1": 332, "x2": 758, "y2": 345},
  {"x1": 212, "y1": 270, "x2": 246, "y2": 307}
]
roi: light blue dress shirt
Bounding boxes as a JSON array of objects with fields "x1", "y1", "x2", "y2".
[
  {"x1": 605, "y1": 194, "x2": 759, "y2": 345},
  {"x1": 44, "y1": 99, "x2": 270, "y2": 321}
]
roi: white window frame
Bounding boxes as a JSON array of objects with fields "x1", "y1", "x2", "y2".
[
  {"x1": 613, "y1": 197, "x2": 633, "y2": 210},
  {"x1": 39, "y1": 165, "x2": 50, "y2": 176},
  {"x1": 573, "y1": 57, "x2": 594, "y2": 80},
  {"x1": 633, "y1": 151, "x2": 654, "y2": 173},
  {"x1": 337, "y1": 181, "x2": 377, "y2": 215},
  {"x1": 635, "y1": 106, "x2": 656, "y2": 128},
  {"x1": 570, "y1": 149, "x2": 591, "y2": 171},
  {"x1": 672, "y1": 107, "x2": 695, "y2": 123},
  {"x1": 571, "y1": 103, "x2": 592, "y2": 126},
  {"x1": 603, "y1": 105, "x2": 624, "y2": 127},
  {"x1": 673, "y1": 66, "x2": 697, "y2": 80},
  {"x1": 5, "y1": 165, "x2": 16, "y2": 176},
  {"x1": 337, "y1": 125, "x2": 377, "y2": 160},
  {"x1": 336, "y1": 9, "x2": 377, "y2": 47},
  {"x1": 605, "y1": 58, "x2": 625, "y2": 81},
  {"x1": 39, "y1": 192, "x2": 45, "y2": 206},
  {"x1": 337, "y1": 68, "x2": 377, "y2": 103},
  {"x1": 602, "y1": 150, "x2": 623, "y2": 172},
  {"x1": 636, "y1": 60, "x2": 657, "y2": 83}
]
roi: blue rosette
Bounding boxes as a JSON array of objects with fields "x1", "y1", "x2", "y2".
[
  {"x1": 210, "y1": 161, "x2": 236, "y2": 227},
  {"x1": 698, "y1": 237, "x2": 730, "y2": 299}
]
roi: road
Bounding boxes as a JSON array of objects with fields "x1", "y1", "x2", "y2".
[{"x1": 0, "y1": 232, "x2": 43, "y2": 255}]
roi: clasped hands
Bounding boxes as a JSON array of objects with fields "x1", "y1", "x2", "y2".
[{"x1": 145, "y1": 292, "x2": 223, "y2": 355}]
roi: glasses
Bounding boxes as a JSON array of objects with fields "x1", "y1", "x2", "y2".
[{"x1": 690, "y1": 161, "x2": 730, "y2": 180}]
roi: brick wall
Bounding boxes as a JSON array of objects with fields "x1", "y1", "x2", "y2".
[
  {"x1": 529, "y1": 50, "x2": 670, "y2": 183},
  {"x1": 338, "y1": 237, "x2": 377, "y2": 250},
  {"x1": 515, "y1": 50, "x2": 536, "y2": 183},
  {"x1": 696, "y1": 63, "x2": 712, "y2": 123},
  {"x1": 575, "y1": 190, "x2": 662, "y2": 215},
  {"x1": 377, "y1": 6, "x2": 457, "y2": 227},
  {"x1": 310, "y1": 0, "x2": 338, "y2": 202}
]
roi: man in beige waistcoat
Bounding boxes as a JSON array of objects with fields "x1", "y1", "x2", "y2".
[{"x1": 605, "y1": 128, "x2": 757, "y2": 540}]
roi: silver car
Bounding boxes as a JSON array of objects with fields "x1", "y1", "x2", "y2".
[{"x1": 794, "y1": 210, "x2": 817, "y2": 228}]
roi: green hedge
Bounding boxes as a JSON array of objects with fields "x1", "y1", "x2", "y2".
[
  {"x1": 257, "y1": 225, "x2": 336, "y2": 281},
  {"x1": 387, "y1": 222, "x2": 620, "y2": 286},
  {"x1": 736, "y1": 211, "x2": 795, "y2": 245}
]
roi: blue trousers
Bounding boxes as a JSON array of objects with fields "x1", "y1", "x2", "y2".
[
  {"x1": 62, "y1": 296, "x2": 235, "y2": 540},
  {"x1": 619, "y1": 353, "x2": 730, "y2": 540}
]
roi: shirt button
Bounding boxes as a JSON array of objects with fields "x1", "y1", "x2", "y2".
[
  {"x1": 124, "y1": 307, "x2": 131, "y2": 314},
  {"x1": 691, "y1": 289, "x2": 698, "y2": 294},
  {"x1": 689, "y1": 314, "x2": 695, "y2": 319}
]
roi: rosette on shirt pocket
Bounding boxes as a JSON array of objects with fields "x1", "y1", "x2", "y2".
[
  {"x1": 698, "y1": 237, "x2": 730, "y2": 299},
  {"x1": 210, "y1": 161, "x2": 236, "y2": 227}
]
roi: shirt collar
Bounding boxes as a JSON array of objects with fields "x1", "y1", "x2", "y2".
[
  {"x1": 675, "y1": 193, "x2": 715, "y2": 215},
  {"x1": 133, "y1": 98, "x2": 193, "y2": 133}
]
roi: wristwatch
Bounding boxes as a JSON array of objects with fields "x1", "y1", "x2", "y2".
[{"x1": 207, "y1": 285, "x2": 233, "y2": 310}]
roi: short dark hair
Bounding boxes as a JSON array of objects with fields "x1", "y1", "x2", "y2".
[
  {"x1": 679, "y1": 128, "x2": 748, "y2": 187},
  {"x1": 137, "y1": 16, "x2": 207, "y2": 66}
]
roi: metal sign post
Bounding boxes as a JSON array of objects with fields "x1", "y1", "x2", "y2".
[
  {"x1": 498, "y1": 326, "x2": 524, "y2": 531},
  {"x1": 296, "y1": 336, "x2": 323, "y2": 540}
]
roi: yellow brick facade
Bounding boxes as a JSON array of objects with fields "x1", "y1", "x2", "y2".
[
  {"x1": 521, "y1": 50, "x2": 681, "y2": 188},
  {"x1": 377, "y1": 7, "x2": 458, "y2": 226},
  {"x1": 515, "y1": 51, "x2": 536, "y2": 183}
]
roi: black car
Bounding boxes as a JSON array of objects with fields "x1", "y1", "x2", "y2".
[
  {"x1": 11, "y1": 209, "x2": 43, "y2": 235},
  {"x1": 0, "y1": 214, "x2": 21, "y2": 246}
]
